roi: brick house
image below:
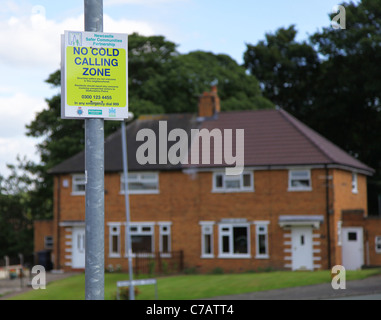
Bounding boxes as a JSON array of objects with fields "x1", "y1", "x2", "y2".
[{"x1": 34, "y1": 86, "x2": 381, "y2": 273}]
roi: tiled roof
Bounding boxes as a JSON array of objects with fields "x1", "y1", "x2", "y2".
[{"x1": 49, "y1": 109, "x2": 374, "y2": 175}]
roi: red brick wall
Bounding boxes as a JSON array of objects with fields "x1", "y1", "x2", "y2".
[
  {"x1": 51, "y1": 168, "x2": 369, "y2": 272},
  {"x1": 34, "y1": 220, "x2": 53, "y2": 252}
]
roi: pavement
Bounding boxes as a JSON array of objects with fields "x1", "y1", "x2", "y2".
[
  {"x1": 1, "y1": 271, "x2": 381, "y2": 300},
  {"x1": 205, "y1": 274, "x2": 381, "y2": 300}
]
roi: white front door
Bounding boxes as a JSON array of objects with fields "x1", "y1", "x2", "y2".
[
  {"x1": 72, "y1": 227, "x2": 85, "y2": 268},
  {"x1": 342, "y1": 227, "x2": 364, "y2": 270},
  {"x1": 291, "y1": 226, "x2": 313, "y2": 270}
]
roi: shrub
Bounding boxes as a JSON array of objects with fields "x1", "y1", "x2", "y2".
[{"x1": 116, "y1": 286, "x2": 140, "y2": 300}]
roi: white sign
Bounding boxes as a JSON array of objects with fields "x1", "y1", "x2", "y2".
[{"x1": 61, "y1": 30, "x2": 128, "y2": 120}]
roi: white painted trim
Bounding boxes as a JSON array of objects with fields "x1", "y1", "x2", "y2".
[
  {"x1": 375, "y1": 236, "x2": 381, "y2": 254},
  {"x1": 218, "y1": 222, "x2": 251, "y2": 258},
  {"x1": 71, "y1": 173, "x2": 86, "y2": 195},
  {"x1": 212, "y1": 171, "x2": 254, "y2": 193},
  {"x1": 288, "y1": 169, "x2": 312, "y2": 192},
  {"x1": 199, "y1": 221, "x2": 215, "y2": 226},
  {"x1": 217, "y1": 254, "x2": 252, "y2": 259},
  {"x1": 255, "y1": 254, "x2": 269, "y2": 259},
  {"x1": 157, "y1": 221, "x2": 173, "y2": 226},
  {"x1": 120, "y1": 171, "x2": 160, "y2": 195},
  {"x1": 200, "y1": 222, "x2": 214, "y2": 258}
]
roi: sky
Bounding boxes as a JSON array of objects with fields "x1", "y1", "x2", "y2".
[{"x1": 0, "y1": 0, "x2": 348, "y2": 177}]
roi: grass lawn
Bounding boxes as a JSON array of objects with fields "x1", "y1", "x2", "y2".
[{"x1": 7, "y1": 268, "x2": 381, "y2": 300}]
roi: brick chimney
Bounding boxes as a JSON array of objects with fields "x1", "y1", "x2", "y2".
[{"x1": 198, "y1": 85, "x2": 220, "y2": 118}]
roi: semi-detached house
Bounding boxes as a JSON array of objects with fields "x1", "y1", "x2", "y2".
[{"x1": 34, "y1": 86, "x2": 381, "y2": 273}]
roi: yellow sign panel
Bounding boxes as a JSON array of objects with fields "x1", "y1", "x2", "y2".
[{"x1": 62, "y1": 31, "x2": 128, "y2": 119}]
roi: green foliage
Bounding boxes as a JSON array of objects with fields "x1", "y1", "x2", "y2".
[
  {"x1": 210, "y1": 267, "x2": 224, "y2": 275},
  {"x1": 244, "y1": 0, "x2": 381, "y2": 214}
]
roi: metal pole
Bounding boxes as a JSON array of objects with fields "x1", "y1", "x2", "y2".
[
  {"x1": 84, "y1": 0, "x2": 104, "y2": 300},
  {"x1": 121, "y1": 120, "x2": 135, "y2": 300}
]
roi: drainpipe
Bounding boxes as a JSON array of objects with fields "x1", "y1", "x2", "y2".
[{"x1": 325, "y1": 165, "x2": 331, "y2": 269}]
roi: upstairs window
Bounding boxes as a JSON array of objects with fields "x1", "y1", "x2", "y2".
[
  {"x1": 288, "y1": 169, "x2": 311, "y2": 191},
  {"x1": 213, "y1": 171, "x2": 254, "y2": 192},
  {"x1": 72, "y1": 174, "x2": 86, "y2": 195},
  {"x1": 352, "y1": 172, "x2": 358, "y2": 194},
  {"x1": 121, "y1": 172, "x2": 159, "y2": 194}
]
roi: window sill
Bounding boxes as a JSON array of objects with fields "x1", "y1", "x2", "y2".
[
  {"x1": 71, "y1": 192, "x2": 85, "y2": 196},
  {"x1": 109, "y1": 254, "x2": 121, "y2": 258},
  {"x1": 287, "y1": 187, "x2": 312, "y2": 192},
  {"x1": 255, "y1": 255, "x2": 269, "y2": 259},
  {"x1": 201, "y1": 255, "x2": 215, "y2": 259},
  {"x1": 124, "y1": 253, "x2": 155, "y2": 258},
  {"x1": 218, "y1": 254, "x2": 251, "y2": 259},
  {"x1": 352, "y1": 190, "x2": 358, "y2": 194},
  {"x1": 212, "y1": 189, "x2": 254, "y2": 193},
  {"x1": 119, "y1": 190, "x2": 160, "y2": 195}
]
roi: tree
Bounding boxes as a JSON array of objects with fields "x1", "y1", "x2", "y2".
[
  {"x1": 243, "y1": 0, "x2": 381, "y2": 214},
  {"x1": 244, "y1": 25, "x2": 320, "y2": 119},
  {"x1": 310, "y1": 0, "x2": 381, "y2": 214},
  {"x1": 0, "y1": 162, "x2": 34, "y2": 258},
  {"x1": 142, "y1": 50, "x2": 273, "y2": 113}
]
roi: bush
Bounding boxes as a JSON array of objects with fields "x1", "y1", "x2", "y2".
[
  {"x1": 210, "y1": 267, "x2": 224, "y2": 275},
  {"x1": 116, "y1": 286, "x2": 140, "y2": 300}
]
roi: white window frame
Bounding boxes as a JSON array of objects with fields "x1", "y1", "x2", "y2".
[
  {"x1": 125, "y1": 222, "x2": 155, "y2": 257},
  {"x1": 352, "y1": 172, "x2": 358, "y2": 194},
  {"x1": 120, "y1": 172, "x2": 159, "y2": 194},
  {"x1": 212, "y1": 171, "x2": 254, "y2": 193},
  {"x1": 375, "y1": 236, "x2": 381, "y2": 254},
  {"x1": 288, "y1": 169, "x2": 312, "y2": 191},
  {"x1": 44, "y1": 236, "x2": 53, "y2": 250},
  {"x1": 200, "y1": 221, "x2": 214, "y2": 258},
  {"x1": 337, "y1": 221, "x2": 343, "y2": 246},
  {"x1": 71, "y1": 173, "x2": 86, "y2": 195},
  {"x1": 108, "y1": 223, "x2": 121, "y2": 258},
  {"x1": 158, "y1": 222, "x2": 172, "y2": 257},
  {"x1": 218, "y1": 223, "x2": 251, "y2": 258},
  {"x1": 254, "y1": 221, "x2": 269, "y2": 259}
]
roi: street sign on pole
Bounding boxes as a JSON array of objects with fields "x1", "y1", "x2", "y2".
[{"x1": 61, "y1": 30, "x2": 128, "y2": 119}]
